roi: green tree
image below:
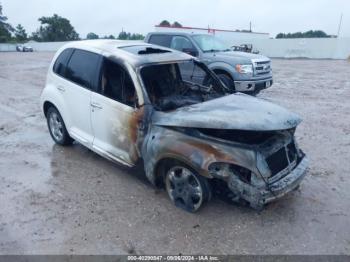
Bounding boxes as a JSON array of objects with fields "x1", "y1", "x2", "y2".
[
  {"x1": 172, "y1": 21, "x2": 182, "y2": 27},
  {"x1": 129, "y1": 33, "x2": 144, "y2": 40},
  {"x1": 32, "y1": 14, "x2": 79, "y2": 42},
  {"x1": 100, "y1": 34, "x2": 115, "y2": 39},
  {"x1": 117, "y1": 31, "x2": 144, "y2": 40},
  {"x1": 86, "y1": 32, "x2": 99, "y2": 39},
  {"x1": 117, "y1": 31, "x2": 130, "y2": 40},
  {"x1": 14, "y1": 24, "x2": 27, "y2": 42},
  {"x1": 0, "y1": 4, "x2": 13, "y2": 42},
  {"x1": 276, "y1": 30, "x2": 330, "y2": 39},
  {"x1": 159, "y1": 20, "x2": 170, "y2": 27}
]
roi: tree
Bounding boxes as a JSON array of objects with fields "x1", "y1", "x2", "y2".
[
  {"x1": 172, "y1": 21, "x2": 182, "y2": 27},
  {"x1": 86, "y1": 32, "x2": 99, "y2": 39},
  {"x1": 129, "y1": 33, "x2": 144, "y2": 40},
  {"x1": 101, "y1": 35, "x2": 115, "y2": 39},
  {"x1": 14, "y1": 24, "x2": 27, "y2": 42},
  {"x1": 276, "y1": 30, "x2": 330, "y2": 39},
  {"x1": 32, "y1": 14, "x2": 79, "y2": 42},
  {"x1": 117, "y1": 31, "x2": 144, "y2": 40},
  {"x1": 159, "y1": 20, "x2": 170, "y2": 27},
  {"x1": 117, "y1": 31, "x2": 129, "y2": 40},
  {"x1": 0, "y1": 4, "x2": 13, "y2": 42}
]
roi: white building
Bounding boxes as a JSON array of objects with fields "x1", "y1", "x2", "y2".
[{"x1": 154, "y1": 25, "x2": 270, "y2": 45}]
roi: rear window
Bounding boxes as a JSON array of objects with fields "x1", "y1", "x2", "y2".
[
  {"x1": 148, "y1": 35, "x2": 172, "y2": 47},
  {"x1": 65, "y1": 49, "x2": 100, "y2": 90},
  {"x1": 53, "y1": 48, "x2": 73, "y2": 77}
]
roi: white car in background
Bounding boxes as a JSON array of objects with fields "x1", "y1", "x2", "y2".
[{"x1": 16, "y1": 44, "x2": 33, "y2": 52}]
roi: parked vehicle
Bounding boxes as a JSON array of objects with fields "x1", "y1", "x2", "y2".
[
  {"x1": 40, "y1": 40, "x2": 308, "y2": 212},
  {"x1": 16, "y1": 44, "x2": 33, "y2": 52},
  {"x1": 145, "y1": 33, "x2": 272, "y2": 95}
]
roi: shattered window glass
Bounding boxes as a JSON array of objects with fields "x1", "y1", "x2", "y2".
[{"x1": 140, "y1": 60, "x2": 226, "y2": 111}]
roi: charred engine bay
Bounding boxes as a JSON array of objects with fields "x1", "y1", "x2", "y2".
[{"x1": 172, "y1": 126, "x2": 295, "y2": 146}]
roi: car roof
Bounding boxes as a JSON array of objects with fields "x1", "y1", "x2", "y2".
[
  {"x1": 147, "y1": 32, "x2": 206, "y2": 37},
  {"x1": 60, "y1": 40, "x2": 194, "y2": 68}
]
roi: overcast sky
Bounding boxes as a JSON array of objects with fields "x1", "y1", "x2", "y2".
[{"x1": 2, "y1": 0, "x2": 349, "y2": 38}]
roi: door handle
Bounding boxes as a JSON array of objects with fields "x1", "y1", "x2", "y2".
[
  {"x1": 57, "y1": 85, "x2": 65, "y2": 92},
  {"x1": 90, "y1": 102, "x2": 103, "y2": 109}
]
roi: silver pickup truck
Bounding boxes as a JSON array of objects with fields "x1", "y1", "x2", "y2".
[{"x1": 145, "y1": 32, "x2": 273, "y2": 95}]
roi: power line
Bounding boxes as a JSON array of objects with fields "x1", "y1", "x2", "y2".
[{"x1": 337, "y1": 13, "x2": 343, "y2": 37}]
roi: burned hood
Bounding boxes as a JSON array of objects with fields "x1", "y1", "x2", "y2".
[{"x1": 152, "y1": 93, "x2": 302, "y2": 131}]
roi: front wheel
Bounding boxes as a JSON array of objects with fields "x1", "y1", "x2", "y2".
[
  {"x1": 217, "y1": 73, "x2": 235, "y2": 93},
  {"x1": 165, "y1": 163, "x2": 211, "y2": 212},
  {"x1": 47, "y1": 107, "x2": 73, "y2": 146}
]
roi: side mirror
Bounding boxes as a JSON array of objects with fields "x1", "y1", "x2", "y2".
[{"x1": 182, "y1": 48, "x2": 198, "y2": 57}]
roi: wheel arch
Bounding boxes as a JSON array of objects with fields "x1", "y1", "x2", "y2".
[
  {"x1": 208, "y1": 62, "x2": 235, "y2": 79},
  {"x1": 43, "y1": 101, "x2": 58, "y2": 117},
  {"x1": 212, "y1": 68, "x2": 233, "y2": 80},
  {"x1": 153, "y1": 154, "x2": 211, "y2": 188}
]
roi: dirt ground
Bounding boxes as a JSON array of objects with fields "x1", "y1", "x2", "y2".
[{"x1": 0, "y1": 52, "x2": 350, "y2": 255}]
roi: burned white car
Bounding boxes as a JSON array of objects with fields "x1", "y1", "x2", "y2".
[{"x1": 41, "y1": 40, "x2": 308, "y2": 212}]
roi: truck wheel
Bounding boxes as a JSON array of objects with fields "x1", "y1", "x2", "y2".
[
  {"x1": 217, "y1": 73, "x2": 235, "y2": 93},
  {"x1": 47, "y1": 107, "x2": 73, "y2": 146},
  {"x1": 247, "y1": 89, "x2": 260, "y2": 96},
  {"x1": 164, "y1": 162, "x2": 211, "y2": 212}
]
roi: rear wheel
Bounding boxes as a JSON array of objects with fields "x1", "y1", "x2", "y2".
[
  {"x1": 47, "y1": 107, "x2": 73, "y2": 146},
  {"x1": 164, "y1": 162, "x2": 211, "y2": 212},
  {"x1": 217, "y1": 73, "x2": 235, "y2": 93}
]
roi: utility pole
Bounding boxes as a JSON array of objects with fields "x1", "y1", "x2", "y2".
[{"x1": 337, "y1": 13, "x2": 343, "y2": 37}]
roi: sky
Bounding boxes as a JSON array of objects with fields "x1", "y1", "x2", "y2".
[{"x1": 1, "y1": 0, "x2": 349, "y2": 38}]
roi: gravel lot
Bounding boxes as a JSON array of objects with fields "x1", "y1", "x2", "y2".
[{"x1": 0, "y1": 52, "x2": 350, "y2": 255}]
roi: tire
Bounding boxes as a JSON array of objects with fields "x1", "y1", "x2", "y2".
[
  {"x1": 46, "y1": 107, "x2": 73, "y2": 146},
  {"x1": 164, "y1": 161, "x2": 211, "y2": 212},
  {"x1": 217, "y1": 73, "x2": 235, "y2": 93},
  {"x1": 246, "y1": 89, "x2": 260, "y2": 96}
]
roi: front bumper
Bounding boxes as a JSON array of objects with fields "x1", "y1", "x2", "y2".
[
  {"x1": 234, "y1": 77, "x2": 273, "y2": 92},
  {"x1": 227, "y1": 156, "x2": 308, "y2": 209}
]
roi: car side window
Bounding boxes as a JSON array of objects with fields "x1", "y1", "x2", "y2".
[
  {"x1": 53, "y1": 48, "x2": 73, "y2": 77},
  {"x1": 148, "y1": 35, "x2": 172, "y2": 48},
  {"x1": 100, "y1": 58, "x2": 136, "y2": 107},
  {"x1": 170, "y1": 36, "x2": 194, "y2": 52},
  {"x1": 65, "y1": 49, "x2": 100, "y2": 90}
]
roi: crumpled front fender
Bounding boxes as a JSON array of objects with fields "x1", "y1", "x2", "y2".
[{"x1": 142, "y1": 125, "x2": 257, "y2": 185}]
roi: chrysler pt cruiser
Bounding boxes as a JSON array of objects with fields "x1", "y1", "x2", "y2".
[{"x1": 40, "y1": 40, "x2": 308, "y2": 212}]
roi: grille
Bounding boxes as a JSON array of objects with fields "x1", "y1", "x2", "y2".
[
  {"x1": 266, "y1": 142, "x2": 297, "y2": 177},
  {"x1": 253, "y1": 60, "x2": 271, "y2": 75},
  {"x1": 287, "y1": 142, "x2": 297, "y2": 163}
]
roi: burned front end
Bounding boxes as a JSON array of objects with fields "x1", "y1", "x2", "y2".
[
  {"x1": 144, "y1": 123, "x2": 308, "y2": 210},
  {"x1": 202, "y1": 128, "x2": 308, "y2": 209},
  {"x1": 138, "y1": 58, "x2": 308, "y2": 210}
]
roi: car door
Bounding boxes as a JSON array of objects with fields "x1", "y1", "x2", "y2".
[
  {"x1": 170, "y1": 35, "x2": 198, "y2": 57},
  {"x1": 90, "y1": 57, "x2": 141, "y2": 166},
  {"x1": 63, "y1": 49, "x2": 101, "y2": 146}
]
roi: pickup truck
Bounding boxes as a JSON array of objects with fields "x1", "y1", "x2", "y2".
[{"x1": 145, "y1": 32, "x2": 273, "y2": 95}]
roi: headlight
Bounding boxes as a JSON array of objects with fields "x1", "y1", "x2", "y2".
[
  {"x1": 235, "y1": 64, "x2": 253, "y2": 74},
  {"x1": 208, "y1": 162, "x2": 252, "y2": 183}
]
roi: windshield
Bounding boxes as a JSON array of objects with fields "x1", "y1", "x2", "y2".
[
  {"x1": 192, "y1": 35, "x2": 230, "y2": 52},
  {"x1": 140, "y1": 60, "x2": 227, "y2": 111}
]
